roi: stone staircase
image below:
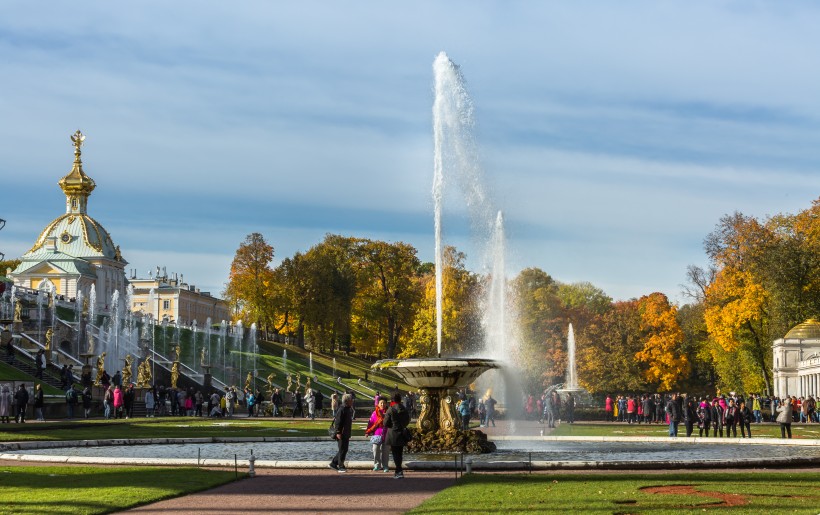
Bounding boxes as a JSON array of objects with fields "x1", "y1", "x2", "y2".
[{"x1": 0, "y1": 353, "x2": 64, "y2": 390}]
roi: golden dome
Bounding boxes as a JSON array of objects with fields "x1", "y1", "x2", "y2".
[
  {"x1": 58, "y1": 130, "x2": 96, "y2": 197},
  {"x1": 784, "y1": 319, "x2": 820, "y2": 340}
]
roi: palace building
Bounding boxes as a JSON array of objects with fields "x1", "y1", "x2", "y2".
[
  {"x1": 9, "y1": 131, "x2": 127, "y2": 309},
  {"x1": 10, "y1": 131, "x2": 230, "y2": 325},
  {"x1": 772, "y1": 319, "x2": 820, "y2": 398}
]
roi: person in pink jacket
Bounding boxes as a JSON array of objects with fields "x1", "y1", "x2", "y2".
[
  {"x1": 113, "y1": 385, "x2": 124, "y2": 419},
  {"x1": 365, "y1": 398, "x2": 390, "y2": 472}
]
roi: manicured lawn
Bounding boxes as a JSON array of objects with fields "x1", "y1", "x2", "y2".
[
  {"x1": 0, "y1": 465, "x2": 239, "y2": 514},
  {"x1": 0, "y1": 361, "x2": 63, "y2": 395},
  {"x1": 0, "y1": 417, "x2": 368, "y2": 442},
  {"x1": 409, "y1": 471, "x2": 820, "y2": 514},
  {"x1": 550, "y1": 422, "x2": 820, "y2": 439}
]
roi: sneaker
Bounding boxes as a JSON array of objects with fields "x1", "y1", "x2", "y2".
[
  {"x1": 383, "y1": 467, "x2": 389, "y2": 472},
  {"x1": 393, "y1": 471, "x2": 404, "y2": 479},
  {"x1": 328, "y1": 463, "x2": 337, "y2": 470},
  {"x1": 373, "y1": 465, "x2": 380, "y2": 471},
  {"x1": 337, "y1": 467, "x2": 347, "y2": 473}
]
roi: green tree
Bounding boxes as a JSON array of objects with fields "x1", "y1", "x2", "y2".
[{"x1": 357, "y1": 240, "x2": 422, "y2": 358}]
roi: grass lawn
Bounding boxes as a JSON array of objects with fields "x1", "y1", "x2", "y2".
[
  {"x1": 409, "y1": 471, "x2": 820, "y2": 514},
  {"x1": 550, "y1": 422, "x2": 820, "y2": 439},
  {"x1": 0, "y1": 465, "x2": 239, "y2": 514},
  {"x1": 0, "y1": 417, "x2": 370, "y2": 442},
  {"x1": 0, "y1": 361, "x2": 63, "y2": 395}
]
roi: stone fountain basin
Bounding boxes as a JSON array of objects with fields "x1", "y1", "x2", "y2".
[{"x1": 372, "y1": 358, "x2": 500, "y2": 389}]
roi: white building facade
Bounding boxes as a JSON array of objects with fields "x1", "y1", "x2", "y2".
[{"x1": 772, "y1": 319, "x2": 820, "y2": 398}]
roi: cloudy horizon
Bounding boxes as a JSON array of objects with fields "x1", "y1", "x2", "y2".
[{"x1": 2, "y1": 1, "x2": 820, "y2": 303}]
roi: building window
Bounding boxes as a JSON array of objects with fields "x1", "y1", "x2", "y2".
[{"x1": 163, "y1": 300, "x2": 170, "y2": 309}]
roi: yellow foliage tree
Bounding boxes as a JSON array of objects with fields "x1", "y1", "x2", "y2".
[{"x1": 635, "y1": 292, "x2": 688, "y2": 391}]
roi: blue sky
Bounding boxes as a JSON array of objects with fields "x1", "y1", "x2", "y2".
[{"x1": 2, "y1": 1, "x2": 820, "y2": 302}]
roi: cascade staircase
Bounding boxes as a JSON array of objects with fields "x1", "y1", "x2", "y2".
[{"x1": 0, "y1": 353, "x2": 64, "y2": 390}]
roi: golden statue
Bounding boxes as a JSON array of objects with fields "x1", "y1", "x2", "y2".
[
  {"x1": 171, "y1": 361, "x2": 180, "y2": 389},
  {"x1": 122, "y1": 354, "x2": 133, "y2": 385},
  {"x1": 94, "y1": 352, "x2": 107, "y2": 385},
  {"x1": 305, "y1": 376, "x2": 312, "y2": 391},
  {"x1": 266, "y1": 373, "x2": 276, "y2": 395},
  {"x1": 286, "y1": 373, "x2": 293, "y2": 393},
  {"x1": 136, "y1": 358, "x2": 152, "y2": 388},
  {"x1": 82, "y1": 296, "x2": 89, "y2": 315},
  {"x1": 295, "y1": 372, "x2": 302, "y2": 391},
  {"x1": 200, "y1": 347, "x2": 207, "y2": 366},
  {"x1": 175, "y1": 345, "x2": 181, "y2": 362},
  {"x1": 13, "y1": 302, "x2": 22, "y2": 322},
  {"x1": 45, "y1": 328, "x2": 53, "y2": 352},
  {"x1": 87, "y1": 334, "x2": 95, "y2": 355},
  {"x1": 244, "y1": 372, "x2": 253, "y2": 391}
]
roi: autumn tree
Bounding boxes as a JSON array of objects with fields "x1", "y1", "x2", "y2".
[
  {"x1": 635, "y1": 292, "x2": 688, "y2": 391},
  {"x1": 402, "y1": 247, "x2": 483, "y2": 358},
  {"x1": 576, "y1": 300, "x2": 646, "y2": 393},
  {"x1": 224, "y1": 233, "x2": 275, "y2": 333},
  {"x1": 356, "y1": 240, "x2": 423, "y2": 358}
]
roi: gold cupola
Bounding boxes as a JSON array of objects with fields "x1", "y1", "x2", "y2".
[{"x1": 58, "y1": 130, "x2": 96, "y2": 215}]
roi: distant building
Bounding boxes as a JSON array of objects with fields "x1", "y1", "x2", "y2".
[
  {"x1": 772, "y1": 319, "x2": 820, "y2": 398},
  {"x1": 10, "y1": 131, "x2": 127, "y2": 309},
  {"x1": 129, "y1": 267, "x2": 230, "y2": 327}
]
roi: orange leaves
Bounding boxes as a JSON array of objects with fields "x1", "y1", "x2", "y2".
[{"x1": 635, "y1": 292, "x2": 688, "y2": 391}]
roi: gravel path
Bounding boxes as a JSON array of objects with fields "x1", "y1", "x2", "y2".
[{"x1": 125, "y1": 468, "x2": 457, "y2": 515}]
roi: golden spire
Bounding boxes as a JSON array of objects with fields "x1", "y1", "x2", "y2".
[{"x1": 58, "y1": 130, "x2": 96, "y2": 214}]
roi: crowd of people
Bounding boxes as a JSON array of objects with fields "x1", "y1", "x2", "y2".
[{"x1": 603, "y1": 392, "x2": 816, "y2": 439}]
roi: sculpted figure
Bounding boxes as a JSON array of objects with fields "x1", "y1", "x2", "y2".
[
  {"x1": 14, "y1": 302, "x2": 22, "y2": 322},
  {"x1": 200, "y1": 347, "x2": 207, "y2": 366},
  {"x1": 244, "y1": 372, "x2": 253, "y2": 391},
  {"x1": 266, "y1": 373, "x2": 275, "y2": 395},
  {"x1": 122, "y1": 354, "x2": 133, "y2": 385},
  {"x1": 286, "y1": 373, "x2": 293, "y2": 393},
  {"x1": 171, "y1": 361, "x2": 180, "y2": 389},
  {"x1": 45, "y1": 328, "x2": 53, "y2": 352},
  {"x1": 87, "y1": 334, "x2": 95, "y2": 355},
  {"x1": 95, "y1": 353, "x2": 107, "y2": 385}
]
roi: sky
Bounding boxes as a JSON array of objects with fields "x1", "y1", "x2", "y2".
[{"x1": 2, "y1": 1, "x2": 820, "y2": 303}]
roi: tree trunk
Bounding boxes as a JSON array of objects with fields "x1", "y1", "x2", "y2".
[
  {"x1": 386, "y1": 316, "x2": 397, "y2": 358},
  {"x1": 296, "y1": 321, "x2": 305, "y2": 349}
]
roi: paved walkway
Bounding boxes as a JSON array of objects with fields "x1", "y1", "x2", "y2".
[{"x1": 126, "y1": 468, "x2": 457, "y2": 514}]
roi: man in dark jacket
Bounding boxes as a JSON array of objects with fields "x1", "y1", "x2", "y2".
[
  {"x1": 329, "y1": 393, "x2": 354, "y2": 473},
  {"x1": 665, "y1": 393, "x2": 681, "y2": 437},
  {"x1": 384, "y1": 392, "x2": 412, "y2": 479},
  {"x1": 15, "y1": 384, "x2": 29, "y2": 423}
]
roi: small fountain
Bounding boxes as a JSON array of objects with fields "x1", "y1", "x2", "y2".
[
  {"x1": 283, "y1": 349, "x2": 288, "y2": 370},
  {"x1": 332, "y1": 357, "x2": 336, "y2": 378},
  {"x1": 558, "y1": 323, "x2": 585, "y2": 394},
  {"x1": 309, "y1": 352, "x2": 313, "y2": 376}
]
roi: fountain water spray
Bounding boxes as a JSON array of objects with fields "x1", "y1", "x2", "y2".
[{"x1": 566, "y1": 323, "x2": 578, "y2": 390}]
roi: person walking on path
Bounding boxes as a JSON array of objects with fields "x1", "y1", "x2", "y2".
[
  {"x1": 65, "y1": 385, "x2": 78, "y2": 419},
  {"x1": 329, "y1": 393, "x2": 354, "y2": 473},
  {"x1": 0, "y1": 384, "x2": 12, "y2": 423},
  {"x1": 384, "y1": 391, "x2": 411, "y2": 479},
  {"x1": 485, "y1": 394, "x2": 497, "y2": 427},
  {"x1": 665, "y1": 393, "x2": 681, "y2": 437},
  {"x1": 81, "y1": 386, "x2": 92, "y2": 419},
  {"x1": 365, "y1": 397, "x2": 390, "y2": 472},
  {"x1": 35, "y1": 350, "x2": 45, "y2": 380},
  {"x1": 738, "y1": 399, "x2": 753, "y2": 438},
  {"x1": 113, "y1": 385, "x2": 124, "y2": 419},
  {"x1": 14, "y1": 383, "x2": 29, "y2": 423},
  {"x1": 33, "y1": 384, "x2": 45, "y2": 421},
  {"x1": 776, "y1": 397, "x2": 793, "y2": 439},
  {"x1": 458, "y1": 398, "x2": 470, "y2": 430}
]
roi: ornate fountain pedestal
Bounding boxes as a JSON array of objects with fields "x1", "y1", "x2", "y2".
[{"x1": 372, "y1": 358, "x2": 500, "y2": 434}]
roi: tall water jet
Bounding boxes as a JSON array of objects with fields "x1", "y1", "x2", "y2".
[
  {"x1": 250, "y1": 322, "x2": 257, "y2": 385},
  {"x1": 566, "y1": 323, "x2": 577, "y2": 390},
  {"x1": 309, "y1": 352, "x2": 313, "y2": 376},
  {"x1": 485, "y1": 211, "x2": 507, "y2": 360},
  {"x1": 89, "y1": 284, "x2": 96, "y2": 323},
  {"x1": 283, "y1": 349, "x2": 288, "y2": 371}
]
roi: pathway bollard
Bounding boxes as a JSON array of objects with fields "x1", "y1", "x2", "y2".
[
  {"x1": 249, "y1": 450, "x2": 256, "y2": 477},
  {"x1": 465, "y1": 457, "x2": 472, "y2": 474}
]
